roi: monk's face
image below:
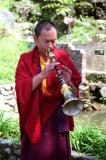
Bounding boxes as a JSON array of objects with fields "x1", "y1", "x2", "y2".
[{"x1": 34, "y1": 27, "x2": 57, "y2": 55}]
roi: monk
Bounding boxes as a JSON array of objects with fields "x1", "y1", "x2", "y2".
[{"x1": 15, "y1": 21, "x2": 82, "y2": 160}]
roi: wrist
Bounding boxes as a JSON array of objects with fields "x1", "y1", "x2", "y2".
[
  {"x1": 41, "y1": 70, "x2": 47, "y2": 79},
  {"x1": 38, "y1": 72, "x2": 46, "y2": 81}
]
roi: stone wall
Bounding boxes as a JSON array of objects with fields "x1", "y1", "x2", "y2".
[
  {"x1": 73, "y1": 42, "x2": 106, "y2": 74},
  {"x1": 57, "y1": 43, "x2": 106, "y2": 81},
  {"x1": 73, "y1": 42, "x2": 106, "y2": 55},
  {"x1": 0, "y1": 83, "x2": 17, "y2": 113}
]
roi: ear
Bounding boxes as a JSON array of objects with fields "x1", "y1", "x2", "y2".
[{"x1": 33, "y1": 36, "x2": 38, "y2": 43}]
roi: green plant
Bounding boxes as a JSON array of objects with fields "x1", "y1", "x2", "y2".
[
  {"x1": 0, "y1": 111, "x2": 19, "y2": 143},
  {"x1": 86, "y1": 73, "x2": 106, "y2": 83},
  {"x1": 57, "y1": 17, "x2": 100, "y2": 44},
  {"x1": 0, "y1": 0, "x2": 16, "y2": 10},
  {"x1": 70, "y1": 125, "x2": 106, "y2": 159},
  {"x1": 39, "y1": 0, "x2": 76, "y2": 34},
  {"x1": 41, "y1": 0, "x2": 75, "y2": 17},
  {"x1": 0, "y1": 36, "x2": 29, "y2": 84},
  {"x1": 11, "y1": 1, "x2": 41, "y2": 23},
  {"x1": 74, "y1": 0, "x2": 95, "y2": 17}
]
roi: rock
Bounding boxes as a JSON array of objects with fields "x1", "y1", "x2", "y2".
[
  {"x1": 0, "y1": 10, "x2": 15, "y2": 30},
  {"x1": 96, "y1": 34, "x2": 106, "y2": 40},
  {"x1": 0, "y1": 83, "x2": 17, "y2": 113},
  {"x1": 72, "y1": 150, "x2": 96, "y2": 160},
  {"x1": 100, "y1": 86, "x2": 106, "y2": 97},
  {"x1": 0, "y1": 139, "x2": 20, "y2": 160},
  {"x1": 1, "y1": 88, "x2": 9, "y2": 96},
  {"x1": 2, "y1": 84, "x2": 12, "y2": 91},
  {"x1": 8, "y1": 99, "x2": 16, "y2": 108},
  {"x1": 89, "y1": 83, "x2": 106, "y2": 103},
  {"x1": 4, "y1": 148, "x2": 11, "y2": 155},
  {"x1": 0, "y1": 95, "x2": 5, "y2": 107},
  {"x1": 92, "y1": 102, "x2": 102, "y2": 111}
]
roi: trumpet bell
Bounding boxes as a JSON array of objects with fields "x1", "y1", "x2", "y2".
[
  {"x1": 62, "y1": 98, "x2": 84, "y2": 116},
  {"x1": 61, "y1": 88, "x2": 84, "y2": 116}
]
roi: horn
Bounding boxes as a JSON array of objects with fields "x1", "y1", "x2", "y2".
[
  {"x1": 61, "y1": 84, "x2": 84, "y2": 116},
  {"x1": 47, "y1": 48, "x2": 84, "y2": 116}
]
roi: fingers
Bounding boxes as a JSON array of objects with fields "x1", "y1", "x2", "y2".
[{"x1": 45, "y1": 62, "x2": 60, "y2": 73}]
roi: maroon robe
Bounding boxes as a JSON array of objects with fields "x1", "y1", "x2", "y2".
[{"x1": 15, "y1": 46, "x2": 81, "y2": 159}]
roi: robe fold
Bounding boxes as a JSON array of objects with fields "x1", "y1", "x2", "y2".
[{"x1": 15, "y1": 46, "x2": 81, "y2": 144}]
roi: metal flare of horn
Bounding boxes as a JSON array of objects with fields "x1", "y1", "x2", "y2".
[{"x1": 47, "y1": 48, "x2": 84, "y2": 116}]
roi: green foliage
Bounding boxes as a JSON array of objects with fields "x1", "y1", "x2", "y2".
[
  {"x1": 58, "y1": 0, "x2": 76, "y2": 5},
  {"x1": 0, "y1": 0, "x2": 16, "y2": 10},
  {"x1": 70, "y1": 125, "x2": 106, "y2": 159},
  {"x1": 34, "y1": 0, "x2": 76, "y2": 33},
  {"x1": 40, "y1": 0, "x2": 96, "y2": 21},
  {"x1": 40, "y1": 0, "x2": 75, "y2": 21},
  {"x1": 0, "y1": 36, "x2": 29, "y2": 84},
  {"x1": 57, "y1": 17, "x2": 101, "y2": 44},
  {"x1": 86, "y1": 73, "x2": 106, "y2": 83},
  {"x1": 74, "y1": 1, "x2": 95, "y2": 17},
  {"x1": 11, "y1": 1, "x2": 41, "y2": 22},
  {"x1": 7, "y1": 0, "x2": 105, "y2": 37},
  {"x1": 71, "y1": 26, "x2": 96, "y2": 44},
  {"x1": 0, "y1": 111, "x2": 19, "y2": 143}
]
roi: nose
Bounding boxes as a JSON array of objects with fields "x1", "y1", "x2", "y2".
[{"x1": 48, "y1": 41, "x2": 53, "y2": 49}]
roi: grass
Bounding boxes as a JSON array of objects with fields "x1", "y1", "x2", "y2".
[
  {"x1": 70, "y1": 124, "x2": 106, "y2": 160},
  {"x1": 0, "y1": 111, "x2": 19, "y2": 143},
  {"x1": 0, "y1": 0, "x2": 15, "y2": 10},
  {"x1": 0, "y1": 35, "x2": 29, "y2": 84},
  {"x1": 57, "y1": 16, "x2": 102, "y2": 44}
]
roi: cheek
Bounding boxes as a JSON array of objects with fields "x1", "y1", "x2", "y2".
[
  {"x1": 39, "y1": 40, "x2": 45, "y2": 47},
  {"x1": 37, "y1": 39, "x2": 48, "y2": 50},
  {"x1": 38, "y1": 43, "x2": 47, "y2": 52},
  {"x1": 41, "y1": 43, "x2": 49, "y2": 50},
  {"x1": 37, "y1": 41, "x2": 44, "y2": 49}
]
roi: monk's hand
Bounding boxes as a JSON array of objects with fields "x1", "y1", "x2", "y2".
[
  {"x1": 42, "y1": 61, "x2": 60, "y2": 77},
  {"x1": 60, "y1": 65, "x2": 72, "y2": 85}
]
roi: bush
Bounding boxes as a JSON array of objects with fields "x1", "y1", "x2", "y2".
[
  {"x1": 70, "y1": 125, "x2": 106, "y2": 159},
  {"x1": 0, "y1": 111, "x2": 19, "y2": 143},
  {"x1": 11, "y1": 1, "x2": 41, "y2": 23}
]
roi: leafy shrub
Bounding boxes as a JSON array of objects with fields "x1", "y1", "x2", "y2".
[
  {"x1": 11, "y1": 1, "x2": 41, "y2": 23},
  {"x1": 70, "y1": 125, "x2": 106, "y2": 159},
  {"x1": 74, "y1": 1, "x2": 95, "y2": 17},
  {"x1": 0, "y1": 111, "x2": 19, "y2": 143}
]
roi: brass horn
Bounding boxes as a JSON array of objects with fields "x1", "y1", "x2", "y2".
[{"x1": 47, "y1": 48, "x2": 84, "y2": 116}]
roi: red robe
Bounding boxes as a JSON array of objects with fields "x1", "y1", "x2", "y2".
[{"x1": 15, "y1": 46, "x2": 81, "y2": 143}]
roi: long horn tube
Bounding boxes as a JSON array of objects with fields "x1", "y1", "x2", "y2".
[{"x1": 47, "y1": 48, "x2": 84, "y2": 116}]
